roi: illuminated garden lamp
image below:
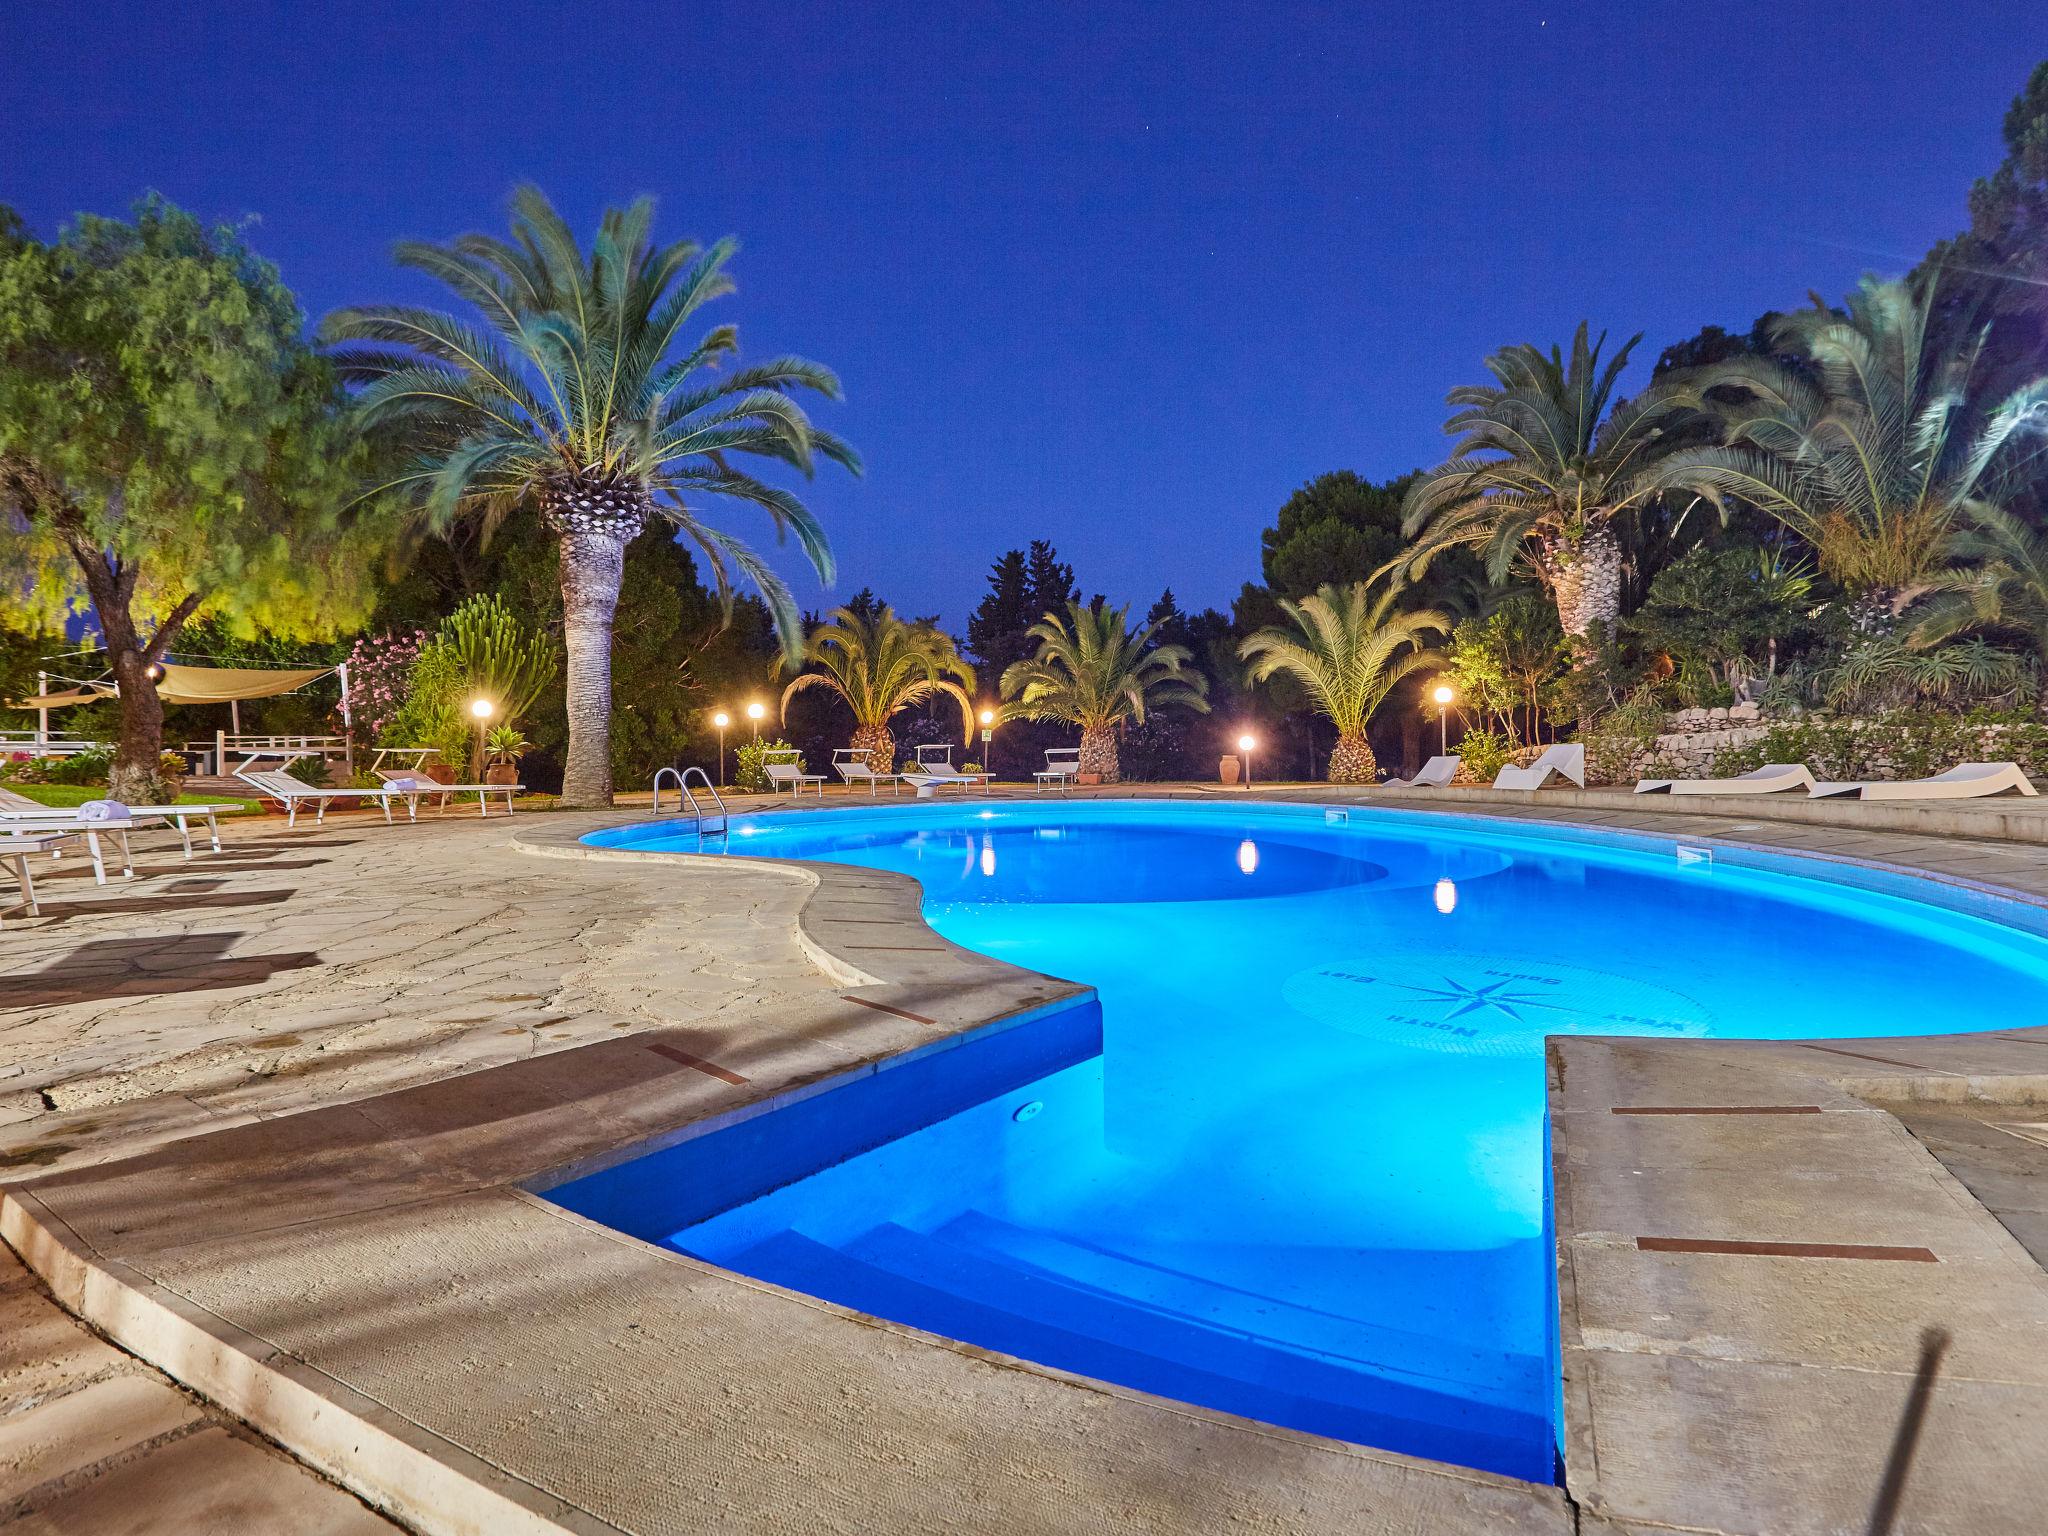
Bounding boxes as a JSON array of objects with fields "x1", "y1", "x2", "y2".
[
  {"x1": 746, "y1": 700, "x2": 765, "y2": 742},
  {"x1": 1237, "y1": 733, "x2": 1256, "y2": 789},
  {"x1": 712, "y1": 710, "x2": 731, "y2": 786},
  {"x1": 979, "y1": 707, "x2": 996, "y2": 777},
  {"x1": 1432, "y1": 683, "x2": 1455, "y2": 755}
]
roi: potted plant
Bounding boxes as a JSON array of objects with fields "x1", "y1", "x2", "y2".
[{"x1": 484, "y1": 725, "x2": 530, "y2": 785}]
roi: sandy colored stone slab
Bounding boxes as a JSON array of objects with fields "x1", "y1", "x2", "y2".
[
  {"x1": 1571, "y1": 1347, "x2": 2048, "y2": 1535},
  {"x1": 0, "y1": 1374, "x2": 202, "y2": 1502},
  {"x1": 8, "y1": 1426, "x2": 395, "y2": 1535},
  {"x1": 0, "y1": 1287, "x2": 127, "y2": 1412}
]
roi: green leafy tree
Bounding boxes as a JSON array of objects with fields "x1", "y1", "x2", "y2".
[
  {"x1": 1238, "y1": 582, "x2": 1446, "y2": 782},
  {"x1": 0, "y1": 198, "x2": 370, "y2": 800},
  {"x1": 1261, "y1": 471, "x2": 1417, "y2": 599},
  {"x1": 779, "y1": 605, "x2": 977, "y2": 773},
  {"x1": 1656, "y1": 276, "x2": 2048, "y2": 614},
  {"x1": 1631, "y1": 545, "x2": 1814, "y2": 700},
  {"x1": 1445, "y1": 595, "x2": 1567, "y2": 743},
  {"x1": 1400, "y1": 324, "x2": 1697, "y2": 647},
  {"x1": 323, "y1": 186, "x2": 859, "y2": 806},
  {"x1": 1000, "y1": 600, "x2": 1209, "y2": 782}
]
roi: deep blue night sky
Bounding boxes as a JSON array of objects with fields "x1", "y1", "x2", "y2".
[{"x1": 6, "y1": 2, "x2": 2045, "y2": 629}]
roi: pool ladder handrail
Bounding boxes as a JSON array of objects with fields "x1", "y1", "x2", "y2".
[{"x1": 651, "y1": 765, "x2": 729, "y2": 835}]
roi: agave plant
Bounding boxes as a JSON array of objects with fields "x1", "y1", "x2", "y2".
[
  {"x1": 1000, "y1": 600, "x2": 1210, "y2": 783},
  {"x1": 1238, "y1": 583, "x2": 1447, "y2": 782},
  {"x1": 1911, "y1": 504, "x2": 2048, "y2": 712},
  {"x1": 779, "y1": 606, "x2": 978, "y2": 774},
  {"x1": 1655, "y1": 276, "x2": 2048, "y2": 616},
  {"x1": 1400, "y1": 323, "x2": 1697, "y2": 645},
  {"x1": 322, "y1": 187, "x2": 859, "y2": 806}
]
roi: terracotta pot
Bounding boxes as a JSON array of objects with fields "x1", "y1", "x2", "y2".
[
  {"x1": 424, "y1": 763, "x2": 458, "y2": 784},
  {"x1": 1219, "y1": 756, "x2": 1241, "y2": 785},
  {"x1": 1076, "y1": 772, "x2": 1103, "y2": 786},
  {"x1": 485, "y1": 764, "x2": 519, "y2": 785}
]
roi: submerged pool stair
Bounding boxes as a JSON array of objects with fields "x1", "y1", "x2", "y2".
[{"x1": 708, "y1": 1215, "x2": 1551, "y2": 1481}]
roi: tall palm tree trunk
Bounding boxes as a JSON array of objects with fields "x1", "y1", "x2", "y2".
[
  {"x1": 1079, "y1": 723, "x2": 1120, "y2": 783},
  {"x1": 559, "y1": 529, "x2": 630, "y2": 806},
  {"x1": 1544, "y1": 524, "x2": 1623, "y2": 642},
  {"x1": 1328, "y1": 730, "x2": 1377, "y2": 784},
  {"x1": 849, "y1": 722, "x2": 895, "y2": 776}
]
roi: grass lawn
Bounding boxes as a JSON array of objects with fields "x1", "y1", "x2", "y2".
[{"x1": 4, "y1": 783, "x2": 264, "y2": 814}]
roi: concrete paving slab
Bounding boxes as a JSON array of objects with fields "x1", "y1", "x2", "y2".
[
  {"x1": 0, "y1": 1375, "x2": 202, "y2": 1502},
  {"x1": 7, "y1": 1427, "x2": 396, "y2": 1535}
]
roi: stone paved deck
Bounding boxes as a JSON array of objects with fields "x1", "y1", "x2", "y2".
[{"x1": 4, "y1": 788, "x2": 2048, "y2": 1532}]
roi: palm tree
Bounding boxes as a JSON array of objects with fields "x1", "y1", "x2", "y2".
[
  {"x1": 1238, "y1": 583, "x2": 1447, "y2": 782},
  {"x1": 322, "y1": 187, "x2": 859, "y2": 806},
  {"x1": 1655, "y1": 276, "x2": 2048, "y2": 619},
  {"x1": 1000, "y1": 600, "x2": 1209, "y2": 782},
  {"x1": 1400, "y1": 323, "x2": 1694, "y2": 646},
  {"x1": 1911, "y1": 505, "x2": 2048, "y2": 712},
  {"x1": 779, "y1": 605, "x2": 978, "y2": 773}
]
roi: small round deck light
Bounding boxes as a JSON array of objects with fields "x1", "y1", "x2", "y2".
[{"x1": 1434, "y1": 877, "x2": 1458, "y2": 915}]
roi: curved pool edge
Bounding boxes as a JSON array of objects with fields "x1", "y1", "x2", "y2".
[{"x1": 537, "y1": 795, "x2": 2048, "y2": 1530}]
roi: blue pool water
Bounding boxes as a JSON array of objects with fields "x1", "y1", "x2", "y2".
[{"x1": 558, "y1": 801, "x2": 2048, "y2": 1481}]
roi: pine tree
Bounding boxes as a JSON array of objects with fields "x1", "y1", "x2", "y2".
[
  {"x1": 966, "y1": 549, "x2": 1031, "y2": 673},
  {"x1": 1023, "y1": 540, "x2": 1078, "y2": 621}
]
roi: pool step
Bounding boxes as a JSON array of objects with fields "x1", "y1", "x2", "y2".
[
  {"x1": 931, "y1": 1211, "x2": 1542, "y2": 1402},
  {"x1": 719, "y1": 1227, "x2": 1548, "y2": 1481}
]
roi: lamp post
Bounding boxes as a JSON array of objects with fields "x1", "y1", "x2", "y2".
[
  {"x1": 746, "y1": 701, "x2": 765, "y2": 743},
  {"x1": 979, "y1": 707, "x2": 996, "y2": 778},
  {"x1": 1432, "y1": 683, "x2": 1455, "y2": 756},
  {"x1": 1238, "y1": 733, "x2": 1256, "y2": 789},
  {"x1": 468, "y1": 697, "x2": 494, "y2": 781},
  {"x1": 712, "y1": 710, "x2": 730, "y2": 787}
]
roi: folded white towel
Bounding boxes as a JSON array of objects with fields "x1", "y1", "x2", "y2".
[
  {"x1": 76, "y1": 799, "x2": 132, "y2": 822},
  {"x1": 385, "y1": 777, "x2": 421, "y2": 792}
]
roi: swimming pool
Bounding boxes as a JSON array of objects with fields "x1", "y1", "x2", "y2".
[{"x1": 555, "y1": 800, "x2": 2048, "y2": 1483}]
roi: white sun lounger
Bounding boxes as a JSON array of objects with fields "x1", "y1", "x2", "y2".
[
  {"x1": 831, "y1": 750, "x2": 904, "y2": 797},
  {"x1": 1, "y1": 832, "x2": 86, "y2": 925},
  {"x1": 236, "y1": 768, "x2": 419, "y2": 828},
  {"x1": 1808, "y1": 762, "x2": 2040, "y2": 801},
  {"x1": 0, "y1": 802, "x2": 234, "y2": 855},
  {"x1": 901, "y1": 769, "x2": 987, "y2": 799},
  {"x1": 1384, "y1": 755, "x2": 1460, "y2": 788},
  {"x1": 1635, "y1": 763, "x2": 1816, "y2": 796},
  {"x1": 1493, "y1": 743, "x2": 1586, "y2": 791},
  {"x1": 373, "y1": 770, "x2": 522, "y2": 817},
  {"x1": 763, "y1": 753, "x2": 827, "y2": 798},
  {"x1": 1034, "y1": 746, "x2": 1082, "y2": 792}
]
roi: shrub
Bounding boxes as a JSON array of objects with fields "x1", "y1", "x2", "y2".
[
  {"x1": 735, "y1": 738, "x2": 799, "y2": 793},
  {"x1": 1575, "y1": 687, "x2": 1664, "y2": 785},
  {"x1": 1454, "y1": 727, "x2": 1516, "y2": 783}
]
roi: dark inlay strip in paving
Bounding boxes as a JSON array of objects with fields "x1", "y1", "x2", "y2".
[
  {"x1": 843, "y1": 944, "x2": 950, "y2": 952},
  {"x1": 841, "y1": 995, "x2": 940, "y2": 1026},
  {"x1": 646, "y1": 1042, "x2": 747, "y2": 1086},
  {"x1": 1611, "y1": 1105, "x2": 1823, "y2": 1116},
  {"x1": 1797, "y1": 1043, "x2": 1951, "y2": 1071},
  {"x1": 1637, "y1": 1236, "x2": 1938, "y2": 1262}
]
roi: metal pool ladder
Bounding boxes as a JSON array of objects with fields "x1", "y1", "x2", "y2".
[{"x1": 651, "y1": 766, "x2": 729, "y2": 837}]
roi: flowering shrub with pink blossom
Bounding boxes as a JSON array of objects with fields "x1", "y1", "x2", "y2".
[{"x1": 343, "y1": 629, "x2": 430, "y2": 743}]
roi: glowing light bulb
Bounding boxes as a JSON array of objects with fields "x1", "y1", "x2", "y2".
[
  {"x1": 469, "y1": 698, "x2": 494, "y2": 719},
  {"x1": 713, "y1": 711, "x2": 730, "y2": 729},
  {"x1": 1432, "y1": 685, "x2": 1454, "y2": 707},
  {"x1": 1237, "y1": 839, "x2": 1259, "y2": 875},
  {"x1": 1434, "y1": 878, "x2": 1457, "y2": 915}
]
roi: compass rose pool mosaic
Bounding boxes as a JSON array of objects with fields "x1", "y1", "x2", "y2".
[{"x1": 555, "y1": 800, "x2": 2048, "y2": 1483}]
